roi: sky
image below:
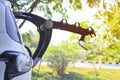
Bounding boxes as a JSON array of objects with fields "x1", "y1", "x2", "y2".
[{"x1": 20, "y1": 0, "x2": 97, "y2": 45}]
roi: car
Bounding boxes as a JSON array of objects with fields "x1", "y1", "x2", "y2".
[{"x1": 0, "y1": 0, "x2": 33, "y2": 80}]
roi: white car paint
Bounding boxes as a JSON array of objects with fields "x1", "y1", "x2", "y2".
[{"x1": 0, "y1": 0, "x2": 32, "y2": 80}]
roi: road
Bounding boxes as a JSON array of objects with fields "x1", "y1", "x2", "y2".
[
  {"x1": 39, "y1": 61, "x2": 120, "y2": 69},
  {"x1": 71, "y1": 61, "x2": 120, "y2": 69}
]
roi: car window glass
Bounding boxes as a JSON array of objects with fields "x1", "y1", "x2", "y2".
[{"x1": 6, "y1": 7, "x2": 22, "y2": 43}]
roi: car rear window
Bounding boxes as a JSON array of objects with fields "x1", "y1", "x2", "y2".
[{"x1": 5, "y1": 7, "x2": 22, "y2": 43}]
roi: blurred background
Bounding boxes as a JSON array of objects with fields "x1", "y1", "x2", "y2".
[{"x1": 9, "y1": 0, "x2": 120, "y2": 80}]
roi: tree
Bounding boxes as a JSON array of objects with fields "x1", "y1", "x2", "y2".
[
  {"x1": 8, "y1": 0, "x2": 83, "y2": 19},
  {"x1": 46, "y1": 46, "x2": 70, "y2": 76},
  {"x1": 94, "y1": 0, "x2": 120, "y2": 62},
  {"x1": 43, "y1": 40, "x2": 80, "y2": 76},
  {"x1": 86, "y1": 0, "x2": 120, "y2": 39},
  {"x1": 21, "y1": 31, "x2": 39, "y2": 53}
]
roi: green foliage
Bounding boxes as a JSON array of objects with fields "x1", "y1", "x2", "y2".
[
  {"x1": 21, "y1": 31, "x2": 39, "y2": 53},
  {"x1": 92, "y1": 0, "x2": 120, "y2": 39},
  {"x1": 37, "y1": 0, "x2": 83, "y2": 18},
  {"x1": 47, "y1": 49, "x2": 69, "y2": 76},
  {"x1": 22, "y1": 31, "x2": 32, "y2": 47},
  {"x1": 69, "y1": 0, "x2": 82, "y2": 10},
  {"x1": 44, "y1": 40, "x2": 80, "y2": 62},
  {"x1": 87, "y1": 0, "x2": 101, "y2": 8},
  {"x1": 8, "y1": 0, "x2": 33, "y2": 11},
  {"x1": 43, "y1": 40, "x2": 80, "y2": 76},
  {"x1": 86, "y1": 0, "x2": 120, "y2": 47},
  {"x1": 9, "y1": 0, "x2": 83, "y2": 18},
  {"x1": 93, "y1": 1, "x2": 120, "y2": 62},
  {"x1": 80, "y1": 21, "x2": 89, "y2": 29}
]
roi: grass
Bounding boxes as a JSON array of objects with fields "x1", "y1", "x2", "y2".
[{"x1": 32, "y1": 65, "x2": 120, "y2": 80}]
